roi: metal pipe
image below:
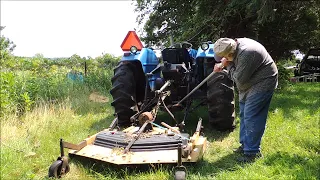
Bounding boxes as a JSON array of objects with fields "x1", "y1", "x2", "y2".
[
  {"x1": 155, "y1": 80, "x2": 172, "y2": 94},
  {"x1": 108, "y1": 118, "x2": 118, "y2": 130},
  {"x1": 60, "y1": 139, "x2": 65, "y2": 157},
  {"x1": 170, "y1": 34, "x2": 174, "y2": 47},
  {"x1": 175, "y1": 71, "x2": 216, "y2": 106},
  {"x1": 143, "y1": 74, "x2": 149, "y2": 103},
  {"x1": 123, "y1": 120, "x2": 150, "y2": 154},
  {"x1": 160, "y1": 97, "x2": 176, "y2": 122},
  {"x1": 196, "y1": 118, "x2": 202, "y2": 132},
  {"x1": 161, "y1": 122, "x2": 180, "y2": 134},
  {"x1": 177, "y1": 143, "x2": 182, "y2": 166}
]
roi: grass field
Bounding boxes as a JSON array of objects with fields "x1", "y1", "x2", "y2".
[{"x1": 1, "y1": 83, "x2": 319, "y2": 180}]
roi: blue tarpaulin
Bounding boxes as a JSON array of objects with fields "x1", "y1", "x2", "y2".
[{"x1": 67, "y1": 71, "x2": 84, "y2": 82}]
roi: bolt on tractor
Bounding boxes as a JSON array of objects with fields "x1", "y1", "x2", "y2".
[{"x1": 48, "y1": 31, "x2": 235, "y2": 180}]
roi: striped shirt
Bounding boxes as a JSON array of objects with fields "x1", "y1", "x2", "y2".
[{"x1": 228, "y1": 38, "x2": 278, "y2": 102}]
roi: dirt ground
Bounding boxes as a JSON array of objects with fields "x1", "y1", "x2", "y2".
[{"x1": 89, "y1": 92, "x2": 109, "y2": 103}]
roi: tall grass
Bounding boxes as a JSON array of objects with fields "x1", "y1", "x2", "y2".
[
  {"x1": 1, "y1": 82, "x2": 319, "y2": 180},
  {"x1": 0, "y1": 55, "x2": 115, "y2": 116},
  {"x1": 1, "y1": 94, "x2": 113, "y2": 180}
]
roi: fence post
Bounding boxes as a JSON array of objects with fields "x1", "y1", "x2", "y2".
[{"x1": 84, "y1": 61, "x2": 87, "y2": 77}]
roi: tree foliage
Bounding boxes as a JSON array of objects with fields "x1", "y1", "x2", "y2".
[
  {"x1": 134, "y1": 0, "x2": 320, "y2": 59},
  {"x1": 0, "y1": 26, "x2": 16, "y2": 65}
]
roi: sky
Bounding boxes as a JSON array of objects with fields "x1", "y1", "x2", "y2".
[{"x1": 1, "y1": 1, "x2": 141, "y2": 58}]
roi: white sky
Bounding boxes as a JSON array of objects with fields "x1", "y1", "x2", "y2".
[{"x1": 1, "y1": 1, "x2": 141, "y2": 58}]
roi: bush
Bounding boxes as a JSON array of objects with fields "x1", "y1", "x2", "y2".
[{"x1": 276, "y1": 63, "x2": 292, "y2": 90}]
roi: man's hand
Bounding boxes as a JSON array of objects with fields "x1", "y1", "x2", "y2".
[
  {"x1": 214, "y1": 58, "x2": 231, "y2": 72},
  {"x1": 221, "y1": 57, "x2": 231, "y2": 67},
  {"x1": 214, "y1": 63, "x2": 224, "y2": 72}
]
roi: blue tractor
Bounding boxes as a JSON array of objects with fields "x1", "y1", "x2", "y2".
[{"x1": 110, "y1": 32, "x2": 235, "y2": 132}]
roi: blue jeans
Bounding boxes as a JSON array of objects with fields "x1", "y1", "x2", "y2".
[{"x1": 239, "y1": 91, "x2": 274, "y2": 155}]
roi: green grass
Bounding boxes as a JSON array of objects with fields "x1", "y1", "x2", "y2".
[{"x1": 1, "y1": 83, "x2": 319, "y2": 180}]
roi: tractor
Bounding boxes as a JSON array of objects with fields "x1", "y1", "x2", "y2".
[
  {"x1": 48, "y1": 31, "x2": 235, "y2": 180},
  {"x1": 111, "y1": 31, "x2": 235, "y2": 131}
]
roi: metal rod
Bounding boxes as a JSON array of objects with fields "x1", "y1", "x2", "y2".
[
  {"x1": 196, "y1": 118, "x2": 203, "y2": 132},
  {"x1": 84, "y1": 61, "x2": 87, "y2": 77},
  {"x1": 131, "y1": 94, "x2": 163, "y2": 122},
  {"x1": 149, "y1": 64, "x2": 161, "y2": 75},
  {"x1": 170, "y1": 34, "x2": 174, "y2": 47},
  {"x1": 182, "y1": 77, "x2": 192, "y2": 123},
  {"x1": 161, "y1": 122, "x2": 180, "y2": 134},
  {"x1": 156, "y1": 80, "x2": 172, "y2": 94},
  {"x1": 177, "y1": 143, "x2": 182, "y2": 166},
  {"x1": 60, "y1": 139, "x2": 65, "y2": 157},
  {"x1": 108, "y1": 118, "x2": 118, "y2": 130},
  {"x1": 175, "y1": 71, "x2": 216, "y2": 106},
  {"x1": 143, "y1": 74, "x2": 149, "y2": 103},
  {"x1": 160, "y1": 97, "x2": 176, "y2": 122},
  {"x1": 151, "y1": 122, "x2": 167, "y2": 130},
  {"x1": 123, "y1": 121, "x2": 150, "y2": 154}
]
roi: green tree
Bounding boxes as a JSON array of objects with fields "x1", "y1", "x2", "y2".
[
  {"x1": 135, "y1": 0, "x2": 320, "y2": 59},
  {"x1": 0, "y1": 26, "x2": 16, "y2": 68}
]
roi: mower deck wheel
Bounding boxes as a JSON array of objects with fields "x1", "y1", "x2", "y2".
[
  {"x1": 174, "y1": 166, "x2": 187, "y2": 180},
  {"x1": 48, "y1": 159, "x2": 70, "y2": 178}
]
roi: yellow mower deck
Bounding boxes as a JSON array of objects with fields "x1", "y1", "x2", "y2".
[{"x1": 65, "y1": 126, "x2": 207, "y2": 165}]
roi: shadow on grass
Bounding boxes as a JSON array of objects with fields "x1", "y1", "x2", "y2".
[
  {"x1": 89, "y1": 114, "x2": 115, "y2": 132},
  {"x1": 203, "y1": 128, "x2": 235, "y2": 142},
  {"x1": 294, "y1": 137, "x2": 320, "y2": 154},
  {"x1": 263, "y1": 151, "x2": 320, "y2": 179},
  {"x1": 269, "y1": 84, "x2": 320, "y2": 119},
  {"x1": 187, "y1": 153, "x2": 242, "y2": 177},
  {"x1": 72, "y1": 100, "x2": 110, "y2": 116}
]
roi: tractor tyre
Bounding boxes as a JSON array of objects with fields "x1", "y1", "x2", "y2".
[
  {"x1": 207, "y1": 71, "x2": 235, "y2": 131},
  {"x1": 110, "y1": 62, "x2": 137, "y2": 127}
]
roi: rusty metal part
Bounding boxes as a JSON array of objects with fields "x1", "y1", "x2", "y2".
[{"x1": 138, "y1": 112, "x2": 153, "y2": 125}]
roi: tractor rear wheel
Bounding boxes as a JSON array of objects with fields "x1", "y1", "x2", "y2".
[
  {"x1": 110, "y1": 62, "x2": 137, "y2": 127},
  {"x1": 207, "y1": 71, "x2": 235, "y2": 131}
]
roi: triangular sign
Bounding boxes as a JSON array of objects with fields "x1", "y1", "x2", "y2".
[{"x1": 120, "y1": 31, "x2": 144, "y2": 51}]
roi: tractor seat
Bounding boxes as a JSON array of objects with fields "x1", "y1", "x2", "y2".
[{"x1": 161, "y1": 48, "x2": 192, "y2": 68}]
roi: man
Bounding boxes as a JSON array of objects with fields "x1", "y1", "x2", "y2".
[{"x1": 213, "y1": 37, "x2": 278, "y2": 162}]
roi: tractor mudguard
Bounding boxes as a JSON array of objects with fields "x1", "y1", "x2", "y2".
[{"x1": 121, "y1": 48, "x2": 160, "y2": 91}]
